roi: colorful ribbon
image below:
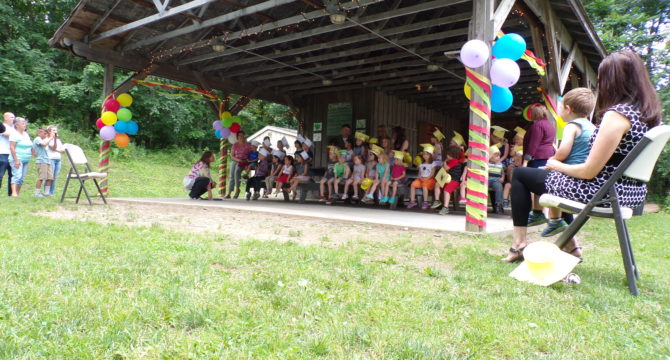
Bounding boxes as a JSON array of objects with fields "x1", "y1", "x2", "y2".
[
  {"x1": 538, "y1": 87, "x2": 567, "y2": 140},
  {"x1": 464, "y1": 67, "x2": 493, "y2": 230},
  {"x1": 496, "y1": 31, "x2": 546, "y2": 76}
]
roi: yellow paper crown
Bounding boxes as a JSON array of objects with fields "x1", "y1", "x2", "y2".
[
  {"x1": 420, "y1": 143, "x2": 435, "y2": 154},
  {"x1": 491, "y1": 125, "x2": 508, "y2": 139},
  {"x1": 489, "y1": 145, "x2": 501, "y2": 155},
  {"x1": 368, "y1": 137, "x2": 378, "y2": 144},
  {"x1": 354, "y1": 131, "x2": 369, "y2": 142},
  {"x1": 452, "y1": 131, "x2": 465, "y2": 146},
  {"x1": 371, "y1": 144, "x2": 384, "y2": 156},
  {"x1": 514, "y1": 126, "x2": 526, "y2": 137},
  {"x1": 432, "y1": 128, "x2": 445, "y2": 141}
]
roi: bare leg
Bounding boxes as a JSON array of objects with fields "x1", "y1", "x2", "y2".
[
  {"x1": 502, "y1": 226, "x2": 528, "y2": 262},
  {"x1": 320, "y1": 179, "x2": 326, "y2": 197},
  {"x1": 548, "y1": 207, "x2": 562, "y2": 219},
  {"x1": 343, "y1": 178, "x2": 352, "y2": 195},
  {"x1": 11, "y1": 184, "x2": 19, "y2": 197},
  {"x1": 391, "y1": 181, "x2": 398, "y2": 198},
  {"x1": 443, "y1": 191, "x2": 451, "y2": 207},
  {"x1": 460, "y1": 181, "x2": 467, "y2": 200},
  {"x1": 353, "y1": 179, "x2": 361, "y2": 197},
  {"x1": 410, "y1": 186, "x2": 416, "y2": 202},
  {"x1": 433, "y1": 185, "x2": 441, "y2": 202},
  {"x1": 503, "y1": 183, "x2": 512, "y2": 201},
  {"x1": 422, "y1": 186, "x2": 429, "y2": 203}
]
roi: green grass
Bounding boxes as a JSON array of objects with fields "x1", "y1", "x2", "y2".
[{"x1": 3, "y1": 148, "x2": 670, "y2": 358}]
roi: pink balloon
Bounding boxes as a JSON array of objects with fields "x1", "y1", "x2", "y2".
[
  {"x1": 100, "y1": 125, "x2": 117, "y2": 141},
  {"x1": 460, "y1": 39, "x2": 490, "y2": 68},
  {"x1": 95, "y1": 118, "x2": 104, "y2": 130},
  {"x1": 104, "y1": 99, "x2": 121, "y2": 113},
  {"x1": 220, "y1": 127, "x2": 231, "y2": 138},
  {"x1": 490, "y1": 58, "x2": 521, "y2": 88}
]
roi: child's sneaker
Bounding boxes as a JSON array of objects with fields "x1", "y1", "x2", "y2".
[
  {"x1": 319, "y1": 196, "x2": 326, "y2": 202},
  {"x1": 406, "y1": 201, "x2": 417, "y2": 209},
  {"x1": 388, "y1": 197, "x2": 396, "y2": 207},
  {"x1": 331, "y1": 193, "x2": 339, "y2": 200},
  {"x1": 252, "y1": 192, "x2": 260, "y2": 200},
  {"x1": 459, "y1": 198, "x2": 466, "y2": 205},
  {"x1": 503, "y1": 199, "x2": 510, "y2": 209},
  {"x1": 379, "y1": 196, "x2": 388, "y2": 204},
  {"x1": 325, "y1": 198, "x2": 333, "y2": 205},
  {"x1": 351, "y1": 195, "x2": 359, "y2": 200},
  {"x1": 541, "y1": 219, "x2": 568, "y2": 237},
  {"x1": 246, "y1": 192, "x2": 251, "y2": 201},
  {"x1": 439, "y1": 207, "x2": 450, "y2": 215},
  {"x1": 527, "y1": 211, "x2": 548, "y2": 226},
  {"x1": 430, "y1": 200, "x2": 442, "y2": 209},
  {"x1": 341, "y1": 194, "x2": 348, "y2": 200},
  {"x1": 34, "y1": 189, "x2": 43, "y2": 197},
  {"x1": 421, "y1": 201, "x2": 430, "y2": 210}
]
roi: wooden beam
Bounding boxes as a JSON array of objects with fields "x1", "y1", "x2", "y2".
[
  {"x1": 87, "y1": 0, "x2": 123, "y2": 38},
  {"x1": 184, "y1": 0, "x2": 469, "y2": 67},
  {"x1": 90, "y1": 0, "x2": 219, "y2": 42},
  {"x1": 559, "y1": 43, "x2": 577, "y2": 93},
  {"x1": 193, "y1": 71, "x2": 223, "y2": 115},
  {"x1": 112, "y1": 63, "x2": 159, "y2": 95},
  {"x1": 103, "y1": 63, "x2": 114, "y2": 98},
  {"x1": 542, "y1": 0, "x2": 561, "y2": 93},
  {"x1": 492, "y1": 0, "x2": 516, "y2": 35},
  {"x1": 465, "y1": 0, "x2": 494, "y2": 233}
]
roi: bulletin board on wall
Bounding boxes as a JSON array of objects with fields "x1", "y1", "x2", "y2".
[{"x1": 326, "y1": 102, "x2": 353, "y2": 137}]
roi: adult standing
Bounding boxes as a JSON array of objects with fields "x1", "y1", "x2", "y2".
[
  {"x1": 227, "y1": 131, "x2": 250, "y2": 199},
  {"x1": 0, "y1": 112, "x2": 16, "y2": 195},
  {"x1": 502, "y1": 50, "x2": 662, "y2": 262},
  {"x1": 391, "y1": 126, "x2": 409, "y2": 152},
  {"x1": 45, "y1": 125, "x2": 64, "y2": 196},
  {"x1": 377, "y1": 124, "x2": 389, "y2": 140},
  {"x1": 334, "y1": 124, "x2": 354, "y2": 149},
  {"x1": 522, "y1": 104, "x2": 555, "y2": 168},
  {"x1": 8, "y1": 117, "x2": 34, "y2": 197}
]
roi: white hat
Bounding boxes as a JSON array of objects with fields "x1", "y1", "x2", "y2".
[
  {"x1": 250, "y1": 140, "x2": 260, "y2": 147},
  {"x1": 300, "y1": 151, "x2": 310, "y2": 160},
  {"x1": 509, "y1": 241, "x2": 581, "y2": 286},
  {"x1": 303, "y1": 138, "x2": 313, "y2": 148},
  {"x1": 271, "y1": 150, "x2": 285, "y2": 159},
  {"x1": 297, "y1": 134, "x2": 306, "y2": 143},
  {"x1": 281, "y1": 136, "x2": 289, "y2": 148},
  {"x1": 259, "y1": 148, "x2": 269, "y2": 157}
]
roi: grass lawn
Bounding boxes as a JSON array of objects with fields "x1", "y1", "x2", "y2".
[{"x1": 1, "y1": 149, "x2": 669, "y2": 358}]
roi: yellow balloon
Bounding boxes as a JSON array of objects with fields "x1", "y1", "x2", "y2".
[
  {"x1": 464, "y1": 83, "x2": 472, "y2": 100},
  {"x1": 221, "y1": 111, "x2": 232, "y2": 119},
  {"x1": 117, "y1": 93, "x2": 133, "y2": 107},
  {"x1": 403, "y1": 152, "x2": 412, "y2": 165},
  {"x1": 361, "y1": 178, "x2": 373, "y2": 191},
  {"x1": 413, "y1": 155, "x2": 422, "y2": 167},
  {"x1": 101, "y1": 111, "x2": 118, "y2": 126}
]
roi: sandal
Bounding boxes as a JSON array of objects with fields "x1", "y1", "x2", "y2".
[
  {"x1": 564, "y1": 246, "x2": 584, "y2": 263},
  {"x1": 501, "y1": 246, "x2": 526, "y2": 263}
]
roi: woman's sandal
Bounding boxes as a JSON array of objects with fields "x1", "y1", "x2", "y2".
[
  {"x1": 501, "y1": 246, "x2": 526, "y2": 263},
  {"x1": 565, "y1": 246, "x2": 584, "y2": 263}
]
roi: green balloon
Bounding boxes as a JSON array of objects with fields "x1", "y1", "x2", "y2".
[
  {"x1": 222, "y1": 117, "x2": 233, "y2": 128},
  {"x1": 117, "y1": 108, "x2": 133, "y2": 121},
  {"x1": 233, "y1": 116, "x2": 242, "y2": 126}
]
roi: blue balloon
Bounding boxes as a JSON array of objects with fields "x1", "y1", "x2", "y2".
[
  {"x1": 215, "y1": 129, "x2": 223, "y2": 139},
  {"x1": 114, "y1": 120, "x2": 128, "y2": 134},
  {"x1": 492, "y1": 33, "x2": 526, "y2": 61},
  {"x1": 126, "y1": 120, "x2": 139, "y2": 135},
  {"x1": 491, "y1": 85, "x2": 513, "y2": 113}
]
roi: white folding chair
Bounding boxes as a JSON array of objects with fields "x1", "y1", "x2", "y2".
[
  {"x1": 60, "y1": 144, "x2": 108, "y2": 205},
  {"x1": 540, "y1": 125, "x2": 670, "y2": 296}
]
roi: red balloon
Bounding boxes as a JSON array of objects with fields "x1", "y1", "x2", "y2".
[
  {"x1": 104, "y1": 98, "x2": 121, "y2": 113},
  {"x1": 95, "y1": 118, "x2": 105, "y2": 129},
  {"x1": 229, "y1": 122, "x2": 241, "y2": 133}
]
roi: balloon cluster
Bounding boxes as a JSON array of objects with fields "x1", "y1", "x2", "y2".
[
  {"x1": 460, "y1": 33, "x2": 527, "y2": 113},
  {"x1": 96, "y1": 93, "x2": 138, "y2": 148},
  {"x1": 212, "y1": 111, "x2": 243, "y2": 144}
]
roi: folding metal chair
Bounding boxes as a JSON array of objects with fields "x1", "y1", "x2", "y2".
[
  {"x1": 539, "y1": 125, "x2": 670, "y2": 296},
  {"x1": 60, "y1": 144, "x2": 108, "y2": 205}
]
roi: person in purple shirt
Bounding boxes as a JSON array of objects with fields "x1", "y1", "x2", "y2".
[
  {"x1": 226, "y1": 131, "x2": 251, "y2": 199},
  {"x1": 522, "y1": 104, "x2": 556, "y2": 168},
  {"x1": 246, "y1": 148, "x2": 270, "y2": 200}
]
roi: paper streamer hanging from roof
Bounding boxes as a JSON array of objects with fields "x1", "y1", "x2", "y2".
[
  {"x1": 496, "y1": 30, "x2": 546, "y2": 76},
  {"x1": 538, "y1": 87, "x2": 568, "y2": 140}
]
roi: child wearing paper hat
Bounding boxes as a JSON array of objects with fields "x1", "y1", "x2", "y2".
[
  {"x1": 450, "y1": 131, "x2": 465, "y2": 148},
  {"x1": 407, "y1": 149, "x2": 437, "y2": 210},
  {"x1": 387, "y1": 150, "x2": 408, "y2": 206},
  {"x1": 490, "y1": 125, "x2": 510, "y2": 166},
  {"x1": 300, "y1": 137, "x2": 314, "y2": 165},
  {"x1": 362, "y1": 152, "x2": 390, "y2": 204},
  {"x1": 319, "y1": 150, "x2": 339, "y2": 202},
  {"x1": 264, "y1": 151, "x2": 283, "y2": 197},
  {"x1": 429, "y1": 128, "x2": 445, "y2": 165},
  {"x1": 327, "y1": 150, "x2": 351, "y2": 204},
  {"x1": 361, "y1": 151, "x2": 378, "y2": 201},
  {"x1": 488, "y1": 145, "x2": 505, "y2": 214},
  {"x1": 430, "y1": 145, "x2": 464, "y2": 215},
  {"x1": 246, "y1": 147, "x2": 271, "y2": 200},
  {"x1": 342, "y1": 154, "x2": 366, "y2": 201},
  {"x1": 353, "y1": 132, "x2": 369, "y2": 161}
]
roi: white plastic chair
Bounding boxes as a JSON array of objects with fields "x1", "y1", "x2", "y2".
[
  {"x1": 540, "y1": 125, "x2": 670, "y2": 296},
  {"x1": 60, "y1": 144, "x2": 108, "y2": 205}
]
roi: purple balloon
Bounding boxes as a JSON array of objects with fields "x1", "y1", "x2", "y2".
[
  {"x1": 220, "y1": 127, "x2": 231, "y2": 138},
  {"x1": 460, "y1": 39, "x2": 490, "y2": 68},
  {"x1": 491, "y1": 58, "x2": 520, "y2": 88},
  {"x1": 212, "y1": 120, "x2": 223, "y2": 130},
  {"x1": 100, "y1": 125, "x2": 117, "y2": 141}
]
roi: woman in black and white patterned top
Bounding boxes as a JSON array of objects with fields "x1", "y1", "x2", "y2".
[{"x1": 502, "y1": 50, "x2": 662, "y2": 263}]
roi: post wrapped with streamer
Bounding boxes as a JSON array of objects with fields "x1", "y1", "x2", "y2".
[
  {"x1": 218, "y1": 103, "x2": 229, "y2": 196},
  {"x1": 464, "y1": 67, "x2": 492, "y2": 229},
  {"x1": 538, "y1": 87, "x2": 567, "y2": 140},
  {"x1": 98, "y1": 141, "x2": 110, "y2": 196}
]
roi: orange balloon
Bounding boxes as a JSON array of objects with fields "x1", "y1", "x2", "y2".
[{"x1": 114, "y1": 133, "x2": 130, "y2": 148}]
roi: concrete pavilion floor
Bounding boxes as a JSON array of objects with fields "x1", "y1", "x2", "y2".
[{"x1": 112, "y1": 197, "x2": 514, "y2": 235}]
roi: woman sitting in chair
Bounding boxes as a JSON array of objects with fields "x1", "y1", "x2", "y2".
[
  {"x1": 502, "y1": 50, "x2": 662, "y2": 262},
  {"x1": 184, "y1": 151, "x2": 216, "y2": 200}
]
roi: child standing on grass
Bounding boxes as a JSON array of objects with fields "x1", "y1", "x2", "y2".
[
  {"x1": 388, "y1": 150, "x2": 407, "y2": 207},
  {"x1": 319, "y1": 149, "x2": 338, "y2": 202},
  {"x1": 488, "y1": 145, "x2": 505, "y2": 214},
  {"x1": 407, "y1": 148, "x2": 436, "y2": 210},
  {"x1": 364, "y1": 150, "x2": 390, "y2": 204},
  {"x1": 540, "y1": 87, "x2": 596, "y2": 237},
  {"x1": 431, "y1": 145, "x2": 464, "y2": 215},
  {"x1": 274, "y1": 155, "x2": 294, "y2": 196},
  {"x1": 288, "y1": 152, "x2": 311, "y2": 201},
  {"x1": 264, "y1": 151, "x2": 283, "y2": 198},
  {"x1": 33, "y1": 128, "x2": 53, "y2": 197},
  {"x1": 328, "y1": 151, "x2": 350, "y2": 204},
  {"x1": 342, "y1": 155, "x2": 365, "y2": 201}
]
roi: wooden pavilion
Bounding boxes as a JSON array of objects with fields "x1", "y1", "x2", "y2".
[{"x1": 50, "y1": 0, "x2": 606, "y2": 231}]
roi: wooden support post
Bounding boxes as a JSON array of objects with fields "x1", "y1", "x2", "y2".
[
  {"x1": 99, "y1": 63, "x2": 114, "y2": 197},
  {"x1": 465, "y1": 0, "x2": 495, "y2": 233}
]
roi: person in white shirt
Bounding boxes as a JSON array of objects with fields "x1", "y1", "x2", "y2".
[
  {"x1": 44, "y1": 126, "x2": 65, "y2": 195},
  {"x1": 0, "y1": 112, "x2": 16, "y2": 196}
]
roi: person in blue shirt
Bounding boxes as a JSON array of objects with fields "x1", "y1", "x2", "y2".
[
  {"x1": 8, "y1": 117, "x2": 34, "y2": 197},
  {"x1": 33, "y1": 127, "x2": 54, "y2": 197}
]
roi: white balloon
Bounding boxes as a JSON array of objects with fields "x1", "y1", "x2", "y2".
[
  {"x1": 228, "y1": 132, "x2": 238, "y2": 144},
  {"x1": 459, "y1": 39, "x2": 490, "y2": 68},
  {"x1": 490, "y1": 58, "x2": 521, "y2": 88}
]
